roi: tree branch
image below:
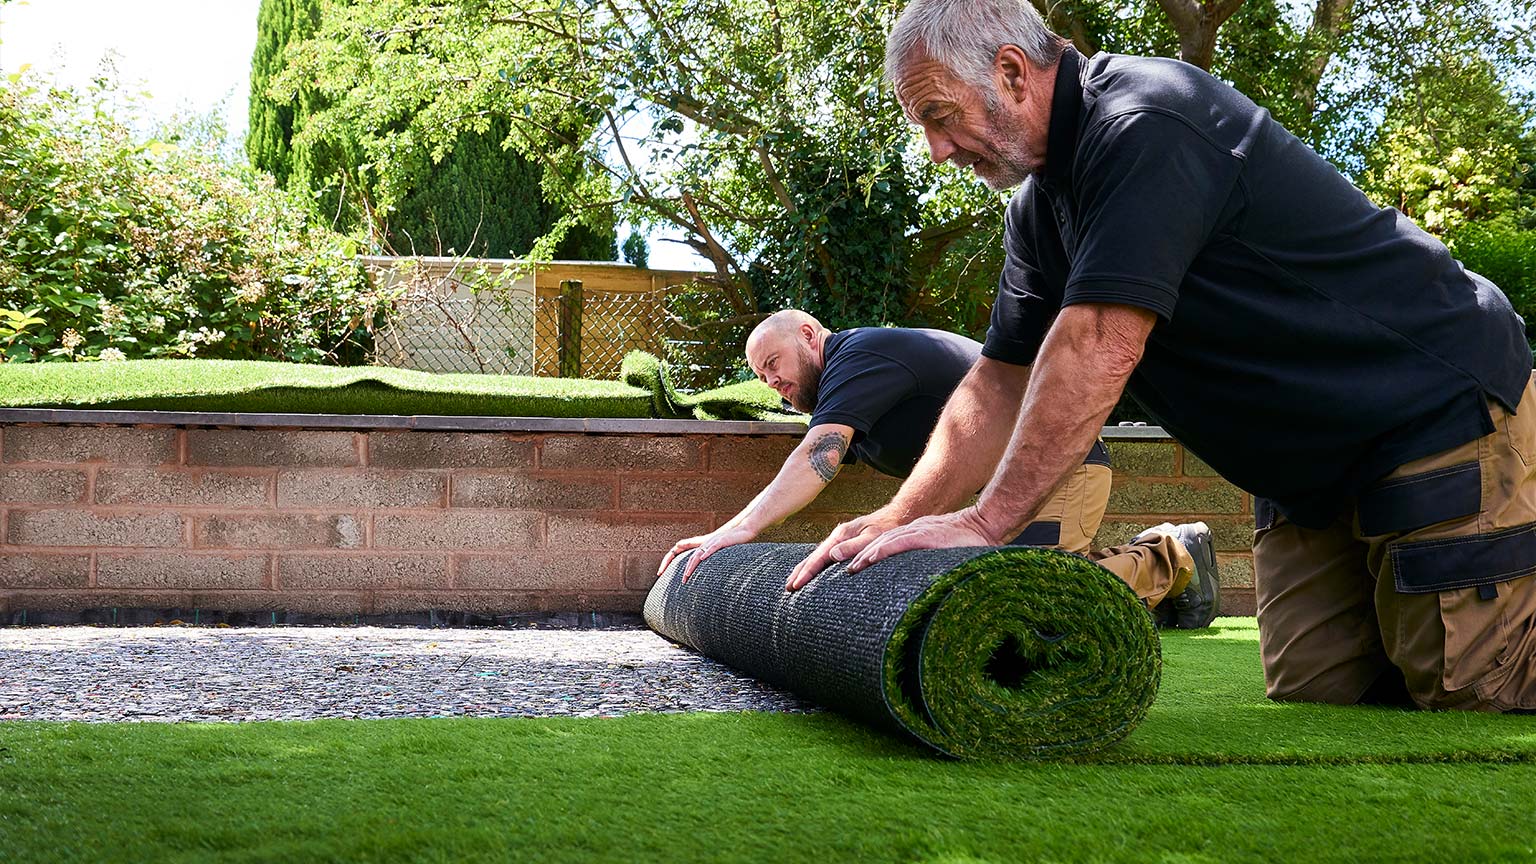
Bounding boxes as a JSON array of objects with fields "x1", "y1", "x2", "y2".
[
  {"x1": 1028, "y1": 0, "x2": 1098, "y2": 56},
  {"x1": 1293, "y1": 0, "x2": 1357, "y2": 131},
  {"x1": 754, "y1": 146, "x2": 840, "y2": 294}
]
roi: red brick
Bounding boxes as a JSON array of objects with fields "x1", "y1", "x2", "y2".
[
  {"x1": 0, "y1": 468, "x2": 87, "y2": 504},
  {"x1": 1181, "y1": 449, "x2": 1225, "y2": 478},
  {"x1": 277, "y1": 470, "x2": 444, "y2": 509},
  {"x1": 619, "y1": 475, "x2": 760, "y2": 513},
  {"x1": 454, "y1": 553, "x2": 624, "y2": 590},
  {"x1": 622, "y1": 553, "x2": 666, "y2": 590},
  {"x1": 7, "y1": 509, "x2": 185, "y2": 548},
  {"x1": 367, "y1": 590, "x2": 594, "y2": 615},
  {"x1": 707, "y1": 436, "x2": 798, "y2": 473},
  {"x1": 802, "y1": 471, "x2": 902, "y2": 514},
  {"x1": 1, "y1": 589, "x2": 191, "y2": 612},
  {"x1": 0, "y1": 553, "x2": 90, "y2": 588},
  {"x1": 372, "y1": 511, "x2": 541, "y2": 550},
  {"x1": 95, "y1": 467, "x2": 269, "y2": 508},
  {"x1": 451, "y1": 473, "x2": 615, "y2": 510},
  {"x1": 367, "y1": 432, "x2": 534, "y2": 469},
  {"x1": 1217, "y1": 553, "x2": 1255, "y2": 588},
  {"x1": 185, "y1": 590, "x2": 368, "y2": 615},
  {"x1": 758, "y1": 514, "x2": 854, "y2": 544},
  {"x1": 540, "y1": 436, "x2": 701, "y2": 471},
  {"x1": 1106, "y1": 478, "x2": 1246, "y2": 516},
  {"x1": 546, "y1": 514, "x2": 711, "y2": 551},
  {"x1": 195, "y1": 514, "x2": 363, "y2": 549},
  {"x1": 277, "y1": 553, "x2": 450, "y2": 590},
  {"x1": 1106, "y1": 441, "x2": 1179, "y2": 477},
  {"x1": 2, "y1": 427, "x2": 176, "y2": 465},
  {"x1": 98, "y1": 552, "x2": 268, "y2": 590},
  {"x1": 187, "y1": 430, "x2": 358, "y2": 467}
]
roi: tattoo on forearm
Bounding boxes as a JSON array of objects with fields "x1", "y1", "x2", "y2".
[{"x1": 807, "y1": 431, "x2": 849, "y2": 483}]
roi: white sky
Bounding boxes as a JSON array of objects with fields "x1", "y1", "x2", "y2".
[
  {"x1": 0, "y1": 0, "x2": 262, "y2": 141},
  {"x1": 0, "y1": 0, "x2": 701, "y2": 266}
]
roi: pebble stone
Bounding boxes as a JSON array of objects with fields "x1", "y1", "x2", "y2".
[{"x1": 0, "y1": 626, "x2": 815, "y2": 722}]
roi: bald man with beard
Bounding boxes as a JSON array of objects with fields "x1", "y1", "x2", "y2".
[{"x1": 659, "y1": 309, "x2": 1222, "y2": 629}]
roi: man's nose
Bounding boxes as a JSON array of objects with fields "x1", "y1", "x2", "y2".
[{"x1": 924, "y1": 127, "x2": 955, "y2": 164}]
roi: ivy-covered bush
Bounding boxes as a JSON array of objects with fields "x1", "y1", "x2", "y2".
[
  {"x1": 0, "y1": 73, "x2": 388, "y2": 364},
  {"x1": 1452, "y1": 217, "x2": 1536, "y2": 349}
]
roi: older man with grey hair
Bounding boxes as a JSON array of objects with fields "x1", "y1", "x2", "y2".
[{"x1": 790, "y1": 0, "x2": 1536, "y2": 713}]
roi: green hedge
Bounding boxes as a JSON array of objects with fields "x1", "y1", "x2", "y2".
[
  {"x1": 0, "y1": 74, "x2": 386, "y2": 365},
  {"x1": 1452, "y1": 217, "x2": 1536, "y2": 351}
]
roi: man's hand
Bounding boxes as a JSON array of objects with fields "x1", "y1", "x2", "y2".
[
  {"x1": 658, "y1": 523, "x2": 760, "y2": 582},
  {"x1": 786, "y1": 507, "x2": 904, "y2": 591},
  {"x1": 846, "y1": 505, "x2": 1002, "y2": 572}
]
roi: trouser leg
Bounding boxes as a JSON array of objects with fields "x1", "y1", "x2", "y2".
[
  {"x1": 1253, "y1": 511, "x2": 1394, "y2": 704},
  {"x1": 1090, "y1": 535, "x2": 1191, "y2": 609},
  {"x1": 1012, "y1": 463, "x2": 1112, "y2": 556},
  {"x1": 1357, "y1": 382, "x2": 1536, "y2": 711}
]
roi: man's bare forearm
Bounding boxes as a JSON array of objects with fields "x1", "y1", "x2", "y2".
[
  {"x1": 973, "y1": 304, "x2": 1156, "y2": 541},
  {"x1": 730, "y1": 424, "x2": 853, "y2": 534},
  {"x1": 884, "y1": 357, "x2": 1032, "y2": 522}
]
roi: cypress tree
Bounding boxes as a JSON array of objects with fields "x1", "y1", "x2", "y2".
[{"x1": 248, "y1": 0, "x2": 616, "y2": 259}]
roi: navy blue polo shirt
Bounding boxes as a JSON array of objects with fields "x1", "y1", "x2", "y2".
[
  {"x1": 809, "y1": 327, "x2": 1110, "y2": 479},
  {"x1": 984, "y1": 48, "x2": 1531, "y2": 529}
]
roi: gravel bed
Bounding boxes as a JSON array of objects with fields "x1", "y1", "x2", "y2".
[{"x1": 0, "y1": 625, "x2": 815, "y2": 722}]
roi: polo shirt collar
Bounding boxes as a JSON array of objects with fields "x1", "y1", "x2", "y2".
[{"x1": 1041, "y1": 46, "x2": 1085, "y2": 189}]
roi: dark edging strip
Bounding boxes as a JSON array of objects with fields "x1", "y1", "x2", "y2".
[{"x1": 1, "y1": 607, "x2": 646, "y2": 630}]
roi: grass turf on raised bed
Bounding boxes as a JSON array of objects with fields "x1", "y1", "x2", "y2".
[
  {"x1": 2, "y1": 620, "x2": 1533, "y2": 864},
  {"x1": 0, "y1": 357, "x2": 797, "y2": 421}
]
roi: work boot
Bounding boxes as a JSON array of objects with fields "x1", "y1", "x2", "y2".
[{"x1": 1137, "y1": 521, "x2": 1220, "y2": 629}]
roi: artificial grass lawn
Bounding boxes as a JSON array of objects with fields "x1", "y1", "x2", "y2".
[
  {"x1": 2, "y1": 620, "x2": 1534, "y2": 863},
  {"x1": 0, "y1": 357, "x2": 798, "y2": 421}
]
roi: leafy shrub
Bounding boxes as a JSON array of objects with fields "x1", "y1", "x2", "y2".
[
  {"x1": 0, "y1": 72, "x2": 388, "y2": 364},
  {"x1": 1451, "y1": 217, "x2": 1536, "y2": 351}
]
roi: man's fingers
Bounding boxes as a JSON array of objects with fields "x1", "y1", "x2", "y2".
[
  {"x1": 847, "y1": 527, "x2": 914, "y2": 572},
  {"x1": 658, "y1": 536, "x2": 705, "y2": 576},
  {"x1": 787, "y1": 533, "x2": 842, "y2": 591},
  {"x1": 681, "y1": 544, "x2": 714, "y2": 582},
  {"x1": 786, "y1": 546, "x2": 831, "y2": 591},
  {"x1": 829, "y1": 531, "x2": 879, "y2": 567}
]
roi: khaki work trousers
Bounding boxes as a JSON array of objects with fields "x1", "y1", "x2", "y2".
[
  {"x1": 1025, "y1": 462, "x2": 1193, "y2": 611},
  {"x1": 1254, "y1": 378, "x2": 1536, "y2": 712}
]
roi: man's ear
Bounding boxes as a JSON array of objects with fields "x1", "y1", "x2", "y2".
[
  {"x1": 801, "y1": 323, "x2": 817, "y2": 344},
  {"x1": 995, "y1": 44, "x2": 1032, "y2": 103}
]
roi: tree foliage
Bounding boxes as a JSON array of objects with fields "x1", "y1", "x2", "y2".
[
  {"x1": 249, "y1": 0, "x2": 615, "y2": 259},
  {"x1": 1, "y1": 73, "x2": 385, "y2": 363},
  {"x1": 271, "y1": 0, "x2": 1533, "y2": 342}
]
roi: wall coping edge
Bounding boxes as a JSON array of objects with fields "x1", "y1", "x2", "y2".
[{"x1": 0, "y1": 407, "x2": 1175, "y2": 439}]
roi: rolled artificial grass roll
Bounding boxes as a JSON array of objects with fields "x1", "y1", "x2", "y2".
[{"x1": 644, "y1": 543, "x2": 1161, "y2": 760}]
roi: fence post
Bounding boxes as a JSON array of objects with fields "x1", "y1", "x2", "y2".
[{"x1": 557, "y1": 279, "x2": 584, "y2": 378}]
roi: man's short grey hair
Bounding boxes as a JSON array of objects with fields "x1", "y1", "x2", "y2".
[{"x1": 884, "y1": 0, "x2": 1065, "y2": 94}]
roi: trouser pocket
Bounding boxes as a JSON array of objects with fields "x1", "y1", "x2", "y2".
[{"x1": 1385, "y1": 524, "x2": 1536, "y2": 692}]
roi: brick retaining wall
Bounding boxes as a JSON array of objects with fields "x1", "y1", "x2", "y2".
[{"x1": 0, "y1": 417, "x2": 1256, "y2": 621}]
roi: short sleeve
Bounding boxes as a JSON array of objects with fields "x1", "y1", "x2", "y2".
[
  {"x1": 810, "y1": 351, "x2": 919, "y2": 435},
  {"x1": 1063, "y1": 111, "x2": 1245, "y2": 319},
  {"x1": 981, "y1": 189, "x2": 1065, "y2": 366}
]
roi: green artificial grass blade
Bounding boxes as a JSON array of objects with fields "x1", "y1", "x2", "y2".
[
  {"x1": 3, "y1": 713, "x2": 1535, "y2": 864},
  {"x1": 889, "y1": 549, "x2": 1161, "y2": 759},
  {"x1": 619, "y1": 350, "x2": 792, "y2": 422},
  {"x1": 646, "y1": 544, "x2": 1160, "y2": 761},
  {"x1": 5, "y1": 619, "x2": 1536, "y2": 862},
  {"x1": 0, "y1": 356, "x2": 803, "y2": 423}
]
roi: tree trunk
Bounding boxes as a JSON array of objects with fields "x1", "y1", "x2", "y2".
[
  {"x1": 1153, "y1": 0, "x2": 1246, "y2": 70},
  {"x1": 1293, "y1": 0, "x2": 1357, "y2": 133}
]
